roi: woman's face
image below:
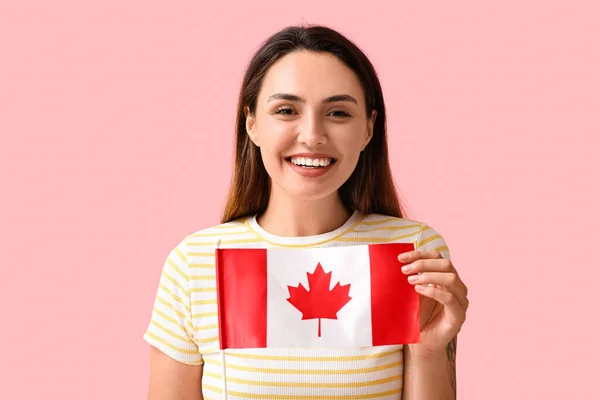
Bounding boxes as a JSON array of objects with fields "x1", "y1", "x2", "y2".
[{"x1": 245, "y1": 50, "x2": 376, "y2": 201}]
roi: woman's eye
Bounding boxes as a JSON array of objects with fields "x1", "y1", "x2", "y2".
[
  {"x1": 273, "y1": 108, "x2": 350, "y2": 117},
  {"x1": 275, "y1": 107, "x2": 295, "y2": 115},
  {"x1": 329, "y1": 110, "x2": 350, "y2": 118}
]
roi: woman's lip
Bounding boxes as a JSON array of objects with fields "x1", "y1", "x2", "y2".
[
  {"x1": 286, "y1": 153, "x2": 336, "y2": 160},
  {"x1": 286, "y1": 158, "x2": 334, "y2": 178}
]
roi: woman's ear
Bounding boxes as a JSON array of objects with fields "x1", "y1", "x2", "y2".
[
  {"x1": 361, "y1": 109, "x2": 377, "y2": 150},
  {"x1": 244, "y1": 105, "x2": 260, "y2": 147}
]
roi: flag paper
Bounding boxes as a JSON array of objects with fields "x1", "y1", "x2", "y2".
[{"x1": 215, "y1": 243, "x2": 418, "y2": 350}]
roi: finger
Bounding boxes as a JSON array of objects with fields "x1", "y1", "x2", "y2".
[
  {"x1": 398, "y1": 249, "x2": 442, "y2": 264},
  {"x1": 410, "y1": 272, "x2": 469, "y2": 310},
  {"x1": 407, "y1": 272, "x2": 468, "y2": 299},
  {"x1": 401, "y1": 257, "x2": 455, "y2": 275},
  {"x1": 415, "y1": 284, "x2": 466, "y2": 325}
]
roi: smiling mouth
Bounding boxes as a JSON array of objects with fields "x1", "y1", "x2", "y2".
[{"x1": 285, "y1": 156, "x2": 337, "y2": 168}]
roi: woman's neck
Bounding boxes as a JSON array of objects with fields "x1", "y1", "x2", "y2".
[{"x1": 256, "y1": 190, "x2": 352, "y2": 237}]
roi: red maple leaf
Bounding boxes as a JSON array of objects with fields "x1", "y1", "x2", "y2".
[{"x1": 286, "y1": 263, "x2": 352, "y2": 337}]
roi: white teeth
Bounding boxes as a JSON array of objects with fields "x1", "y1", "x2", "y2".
[{"x1": 290, "y1": 157, "x2": 332, "y2": 167}]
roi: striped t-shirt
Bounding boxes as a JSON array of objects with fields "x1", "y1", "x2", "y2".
[{"x1": 143, "y1": 210, "x2": 451, "y2": 399}]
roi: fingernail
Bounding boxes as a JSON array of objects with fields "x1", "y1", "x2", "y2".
[
  {"x1": 407, "y1": 275, "x2": 419, "y2": 284},
  {"x1": 398, "y1": 253, "x2": 410, "y2": 262},
  {"x1": 401, "y1": 264, "x2": 412, "y2": 273},
  {"x1": 415, "y1": 284, "x2": 426, "y2": 292}
]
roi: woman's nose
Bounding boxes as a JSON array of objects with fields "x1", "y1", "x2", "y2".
[{"x1": 297, "y1": 114, "x2": 327, "y2": 146}]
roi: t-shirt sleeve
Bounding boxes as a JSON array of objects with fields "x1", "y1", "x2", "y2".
[
  {"x1": 416, "y1": 222, "x2": 452, "y2": 261},
  {"x1": 143, "y1": 237, "x2": 203, "y2": 365}
]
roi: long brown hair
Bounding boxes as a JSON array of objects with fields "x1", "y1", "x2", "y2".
[{"x1": 221, "y1": 24, "x2": 405, "y2": 223}]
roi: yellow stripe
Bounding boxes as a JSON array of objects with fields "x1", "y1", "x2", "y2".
[
  {"x1": 191, "y1": 287, "x2": 217, "y2": 293},
  {"x1": 153, "y1": 305, "x2": 178, "y2": 325},
  {"x1": 163, "y1": 271, "x2": 190, "y2": 298},
  {"x1": 145, "y1": 332, "x2": 200, "y2": 355},
  {"x1": 191, "y1": 275, "x2": 216, "y2": 280},
  {"x1": 150, "y1": 320, "x2": 194, "y2": 344},
  {"x1": 245, "y1": 214, "x2": 365, "y2": 248},
  {"x1": 417, "y1": 234, "x2": 442, "y2": 249},
  {"x1": 195, "y1": 323, "x2": 219, "y2": 331},
  {"x1": 159, "y1": 282, "x2": 191, "y2": 313},
  {"x1": 188, "y1": 237, "x2": 264, "y2": 246},
  {"x1": 167, "y1": 258, "x2": 189, "y2": 280},
  {"x1": 418, "y1": 224, "x2": 430, "y2": 232},
  {"x1": 335, "y1": 231, "x2": 417, "y2": 243},
  {"x1": 225, "y1": 373, "x2": 402, "y2": 388},
  {"x1": 189, "y1": 263, "x2": 215, "y2": 268},
  {"x1": 350, "y1": 223, "x2": 421, "y2": 232},
  {"x1": 193, "y1": 312, "x2": 218, "y2": 318},
  {"x1": 226, "y1": 360, "x2": 402, "y2": 375},
  {"x1": 226, "y1": 348, "x2": 402, "y2": 361},
  {"x1": 434, "y1": 245, "x2": 449, "y2": 253},
  {"x1": 153, "y1": 307, "x2": 193, "y2": 332},
  {"x1": 192, "y1": 299, "x2": 218, "y2": 306},
  {"x1": 358, "y1": 217, "x2": 402, "y2": 226},
  {"x1": 226, "y1": 388, "x2": 402, "y2": 399},
  {"x1": 188, "y1": 252, "x2": 215, "y2": 258},
  {"x1": 156, "y1": 296, "x2": 187, "y2": 318},
  {"x1": 202, "y1": 384, "x2": 222, "y2": 394},
  {"x1": 189, "y1": 229, "x2": 251, "y2": 237},
  {"x1": 203, "y1": 371, "x2": 222, "y2": 380},
  {"x1": 195, "y1": 336, "x2": 219, "y2": 344},
  {"x1": 205, "y1": 223, "x2": 246, "y2": 230},
  {"x1": 174, "y1": 246, "x2": 188, "y2": 263},
  {"x1": 203, "y1": 358, "x2": 222, "y2": 366}
]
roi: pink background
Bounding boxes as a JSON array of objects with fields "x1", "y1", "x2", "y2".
[{"x1": 1, "y1": 1, "x2": 598, "y2": 398}]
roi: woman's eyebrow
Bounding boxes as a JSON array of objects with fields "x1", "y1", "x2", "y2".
[{"x1": 267, "y1": 93, "x2": 358, "y2": 104}]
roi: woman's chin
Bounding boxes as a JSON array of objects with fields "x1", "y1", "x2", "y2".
[{"x1": 278, "y1": 184, "x2": 340, "y2": 202}]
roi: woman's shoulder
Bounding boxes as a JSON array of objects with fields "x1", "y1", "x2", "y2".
[
  {"x1": 355, "y1": 213, "x2": 430, "y2": 242},
  {"x1": 360, "y1": 212, "x2": 424, "y2": 227},
  {"x1": 358, "y1": 213, "x2": 449, "y2": 255},
  {"x1": 181, "y1": 216, "x2": 251, "y2": 241}
]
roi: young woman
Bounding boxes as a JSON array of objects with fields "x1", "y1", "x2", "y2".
[{"x1": 144, "y1": 25, "x2": 469, "y2": 399}]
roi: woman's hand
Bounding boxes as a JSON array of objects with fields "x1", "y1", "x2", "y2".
[{"x1": 398, "y1": 250, "x2": 469, "y2": 358}]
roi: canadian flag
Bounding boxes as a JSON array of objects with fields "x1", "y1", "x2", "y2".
[{"x1": 215, "y1": 243, "x2": 419, "y2": 349}]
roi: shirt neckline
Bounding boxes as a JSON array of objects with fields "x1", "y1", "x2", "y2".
[{"x1": 246, "y1": 210, "x2": 364, "y2": 247}]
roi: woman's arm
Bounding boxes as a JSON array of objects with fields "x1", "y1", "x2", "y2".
[
  {"x1": 144, "y1": 239, "x2": 204, "y2": 398},
  {"x1": 398, "y1": 233, "x2": 468, "y2": 400},
  {"x1": 147, "y1": 346, "x2": 204, "y2": 400},
  {"x1": 402, "y1": 336, "x2": 457, "y2": 399}
]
